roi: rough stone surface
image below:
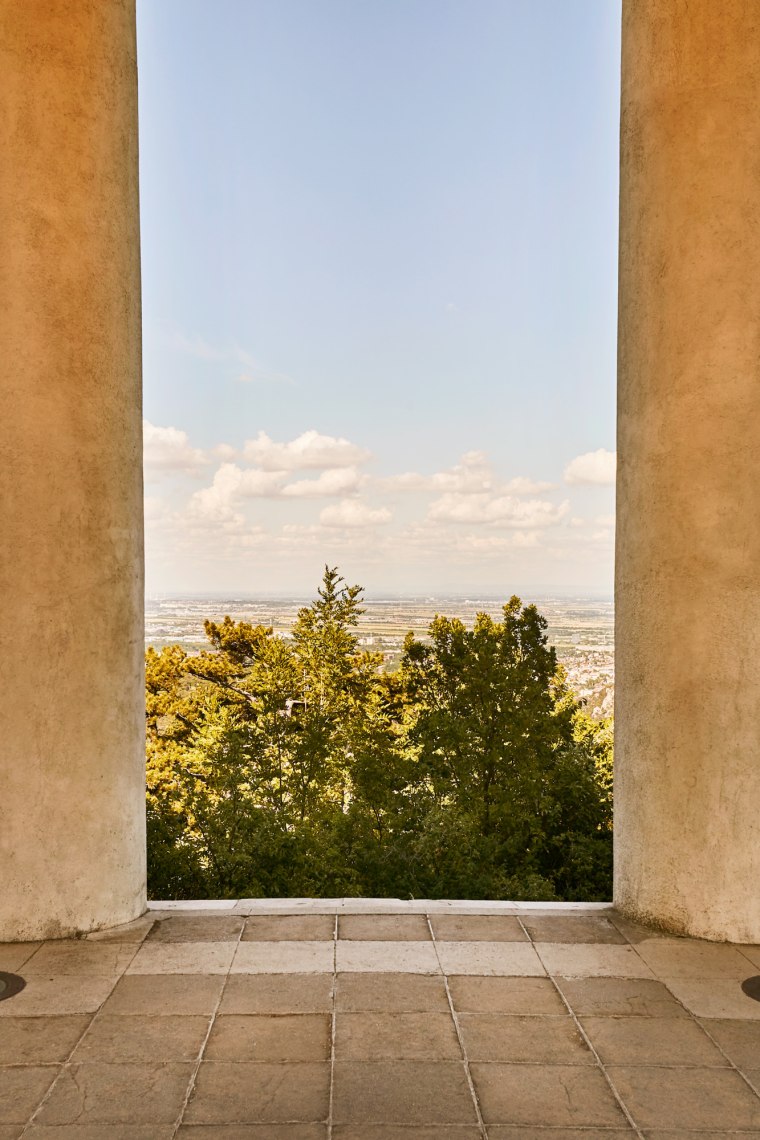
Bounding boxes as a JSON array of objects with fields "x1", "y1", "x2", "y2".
[
  {"x1": 0, "y1": 0, "x2": 145, "y2": 940},
  {"x1": 615, "y1": 0, "x2": 760, "y2": 941}
]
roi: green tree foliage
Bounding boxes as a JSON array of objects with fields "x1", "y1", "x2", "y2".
[{"x1": 146, "y1": 568, "x2": 612, "y2": 900}]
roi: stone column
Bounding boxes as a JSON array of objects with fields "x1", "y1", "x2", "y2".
[
  {"x1": 0, "y1": 0, "x2": 145, "y2": 940},
  {"x1": 615, "y1": 0, "x2": 760, "y2": 942}
]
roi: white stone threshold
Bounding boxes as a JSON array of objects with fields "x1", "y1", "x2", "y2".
[{"x1": 149, "y1": 898, "x2": 614, "y2": 915}]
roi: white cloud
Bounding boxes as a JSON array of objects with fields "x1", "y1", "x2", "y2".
[
  {"x1": 243, "y1": 430, "x2": 371, "y2": 471},
  {"x1": 320, "y1": 499, "x2": 392, "y2": 528},
  {"x1": 503, "y1": 476, "x2": 553, "y2": 494},
  {"x1": 382, "y1": 452, "x2": 551, "y2": 496},
  {"x1": 214, "y1": 443, "x2": 238, "y2": 461},
  {"x1": 143, "y1": 421, "x2": 208, "y2": 476},
  {"x1": 189, "y1": 464, "x2": 286, "y2": 520},
  {"x1": 282, "y1": 467, "x2": 366, "y2": 498},
  {"x1": 564, "y1": 448, "x2": 617, "y2": 485},
  {"x1": 428, "y1": 492, "x2": 569, "y2": 528}
]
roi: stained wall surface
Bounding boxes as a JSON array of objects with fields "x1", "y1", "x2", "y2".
[
  {"x1": 0, "y1": 0, "x2": 146, "y2": 939},
  {"x1": 615, "y1": 0, "x2": 760, "y2": 941}
]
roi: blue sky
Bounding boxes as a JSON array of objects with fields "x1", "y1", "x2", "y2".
[{"x1": 137, "y1": 0, "x2": 621, "y2": 596}]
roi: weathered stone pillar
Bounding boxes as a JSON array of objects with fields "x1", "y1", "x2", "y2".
[
  {"x1": 0, "y1": 0, "x2": 145, "y2": 939},
  {"x1": 615, "y1": 0, "x2": 760, "y2": 941}
]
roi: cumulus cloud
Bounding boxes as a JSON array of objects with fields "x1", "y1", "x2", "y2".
[
  {"x1": 320, "y1": 499, "x2": 392, "y2": 528},
  {"x1": 383, "y1": 452, "x2": 551, "y2": 496},
  {"x1": 243, "y1": 430, "x2": 371, "y2": 471},
  {"x1": 428, "y1": 492, "x2": 569, "y2": 528},
  {"x1": 143, "y1": 421, "x2": 208, "y2": 476},
  {"x1": 564, "y1": 448, "x2": 617, "y2": 485},
  {"x1": 282, "y1": 467, "x2": 366, "y2": 498},
  {"x1": 188, "y1": 460, "x2": 366, "y2": 520}
]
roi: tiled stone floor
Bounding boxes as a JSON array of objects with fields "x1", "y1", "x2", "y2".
[{"x1": 2, "y1": 901, "x2": 760, "y2": 1137}]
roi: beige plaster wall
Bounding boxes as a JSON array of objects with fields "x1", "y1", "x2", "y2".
[
  {"x1": 615, "y1": 0, "x2": 760, "y2": 941},
  {"x1": 0, "y1": 0, "x2": 146, "y2": 940}
]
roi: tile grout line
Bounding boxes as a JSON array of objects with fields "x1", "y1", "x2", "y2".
[
  {"x1": 608, "y1": 913, "x2": 760, "y2": 1109},
  {"x1": 518, "y1": 918, "x2": 644, "y2": 1139},
  {"x1": 170, "y1": 917, "x2": 246, "y2": 1139},
  {"x1": 327, "y1": 912, "x2": 338, "y2": 1139},
  {"x1": 426, "y1": 914, "x2": 488, "y2": 1140},
  {"x1": 650, "y1": 972, "x2": 760, "y2": 1107},
  {"x1": 17, "y1": 924, "x2": 153, "y2": 1136}
]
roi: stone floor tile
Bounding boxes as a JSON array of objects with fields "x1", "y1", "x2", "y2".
[
  {"x1": 219, "y1": 973, "x2": 333, "y2": 1014},
  {"x1": 634, "y1": 937, "x2": 755, "y2": 978},
  {"x1": 147, "y1": 916, "x2": 244, "y2": 943},
  {"x1": 0, "y1": 1066, "x2": 59, "y2": 1123},
  {"x1": 335, "y1": 1012, "x2": 460, "y2": 1059},
  {"x1": 184, "y1": 1061, "x2": 330, "y2": 1123},
  {"x1": 523, "y1": 916, "x2": 627, "y2": 945},
  {"x1": 0, "y1": 1017, "x2": 90, "y2": 1064},
  {"x1": 85, "y1": 916, "x2": 156, "y2": 943},
  {"x1": 25, "y1": 1127, "x2": 175, "y2": 1138},
  {"x1": 740, "y1": 944, "x2": 760, "y2": 969},
  {"x1": 430, "y1": 915, "x2": 527, "y2": 942},
  {"x1": 177, "y1": 1127, "x2": 326, "y2": 1139},
  {"x1": 641, "y1": 1133, "x2": 760, "y2": 1140},
  {"x1": 332, "y1": 1128, "x2": 481, "y2": 1138},
  {"x1": 0, "y1": 1128, "x2": 23, "y2": 1140},
  {"x1": 536, "y1": 943, "x2": 653, "y2": 979},
  {"x1": 127, "y1": 941, "x2": 236, "y2": 975},
  {"x1": 232, "y1": 941, "x2": 334, "y2": 974},
  {"x1": 0, "y1": 977, "x2": 117, "y2": 1018},
  {"x1": 436, "y1": 941, "x2": 544, "y2": 977},
  {"x1": 332, "y1": 1060, "x2": 476, "y2": 1124},
  {"x1": 36, "y1": 1062, "x2": 194, "y2": 1125},
  {"x1": 338, "y1": 915, "x2": 431, "y2": 941},
  {"x1": 487, "y1": 1126, "x2": 638, "y2": 1135},
  {"x1": 218, "y1": 971, "x2": 330, "y2": 1016},
  {"x1": 100, "y1": 973, "x2": 225, "y2": 1016},
  {"x1": 459, "y1": 1013, "x2": 593, "y2": 1064},
  {"x1": 24, "y1": 942, "x2": 138, "y2": 976},
  {"x1": 555, "y1": 976, "x2": 688, "y2": 1017},
  {"x1": 581, "y1": 1015, "x2": 729, "y2": 1066},
  {"x1": 746, "y1": 1072, "x2": 760, "y2": 1096},
  {"x1": 204, "y1": 1013, "x2": 331, "y2": 1061},
  {"x1": 662, "y1": 977, "x2": 760, "y2": 1019},
  {"x1": 336, "y1": 941, "x2": 440, "y2": 974},
  {"x1": 608, "y1": 1065, "x2": 760, "y2": 1130},
  {"x1": 471, "y1": 1063, "x2": 627, "y2": 1127},
  {"x1": 0, "y1": 944, "x2": 41, "y2": 972},
  {"x1": 488, "y1": 1130, "x2": 635, "y2": 1138},
  {"x1": 697, "y1": 1017, "x2": 760, "y2": 1069},
  {"x1": 448, "y1": 975, "x2": 565, "y2": 1015},
  {"x1": 242, "y1": 915, "x2": 335, "y2": 941},
  {"x1": 335, "y1": 973, "x2": 449, "y2": 1012},
  {"x1": 608, "y1": 915, "x2": 670, "y2": 944},
  {"x1": 74, "y1": 1014, "x2": 210, "y2": 1062}
]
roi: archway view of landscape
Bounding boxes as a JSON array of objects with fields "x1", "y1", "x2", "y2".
[{"x1": 139, "y1": 0, "x2": 621, "y2": 901}]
